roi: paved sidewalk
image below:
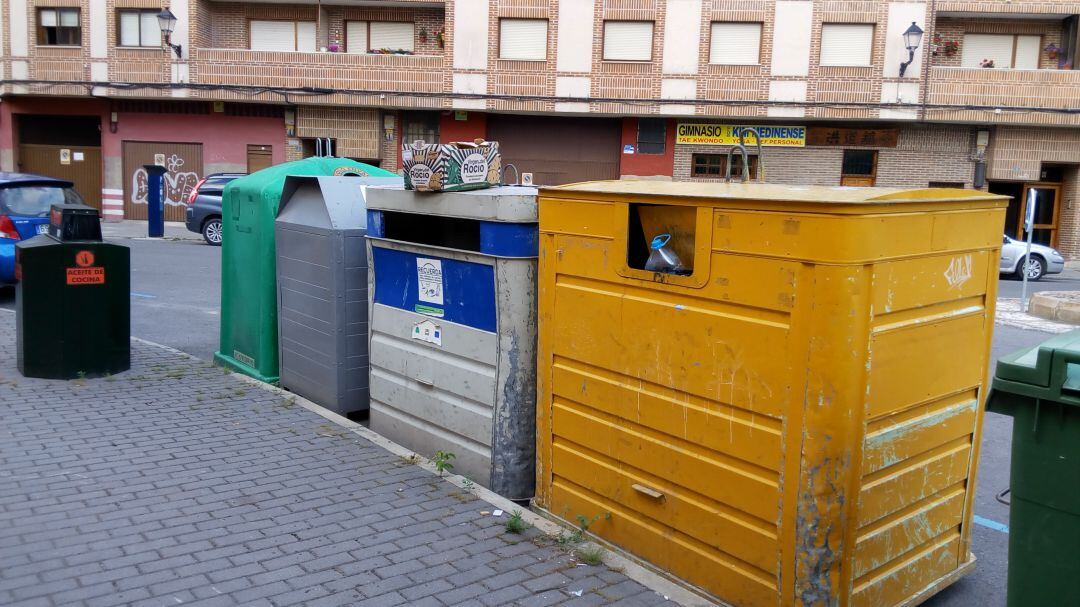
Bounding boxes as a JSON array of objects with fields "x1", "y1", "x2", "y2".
[{"x1": 0, "y1": 318, "x2": 676, "y2": 607}]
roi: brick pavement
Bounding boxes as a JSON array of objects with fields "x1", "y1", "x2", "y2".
[{"x1": 0, "y1": 317, "x2": 677, "y2": 607}]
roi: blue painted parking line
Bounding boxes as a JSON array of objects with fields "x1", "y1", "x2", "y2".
[
  {"x1": 973, "y1": 514, "x2": 1010, "y2": 534},
  {"x1": 130, "y1": 292, "x2": 157, "y2": 299}
]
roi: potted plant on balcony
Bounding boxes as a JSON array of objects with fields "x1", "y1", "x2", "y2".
[
  {"x1": 437, "y1": 29, "x2": 445, "y2": 49},
  {"x1": 328, "y1": 42, "x2": 341, "y2": 53},
  {"x1": 1045, "y1": 42, "x2": 1062, "y2": 61},
  {"x1": 980, "y1": 58, "x2": 995, "y2": 68},
  {"x1": 932, "y1": 33, "x2": 959, "y2": 57},
  {"x1": 418, "y1": 28, "x2": 428, "y2": 44}
]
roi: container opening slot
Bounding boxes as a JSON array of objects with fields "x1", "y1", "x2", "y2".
[
  {"x1": 379, "y1": 210, "x2": 481, "y2": 252},
  {"x1": 627, "y1": 203, "x2": 695, "y2": 275}
]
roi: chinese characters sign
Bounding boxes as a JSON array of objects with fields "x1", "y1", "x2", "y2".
[
  {"x1": 675, "y1": 124, "x2": 806, "y2": 147},
  {"x1": 806, "y1": 127, "x2": 899, "y2": 148}
]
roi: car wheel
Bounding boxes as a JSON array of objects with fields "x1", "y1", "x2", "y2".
[
  {"x1": 202, "y1": 218, "x2": 223, "y2": 246},
  {"x1": 1017, "y1": 255, "x2": 1046, "y2": 281}
]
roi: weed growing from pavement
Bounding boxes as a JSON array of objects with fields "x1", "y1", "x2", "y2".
[
  {"x1": 557, "y1": 512, "x2": 612, "y2": 547},
  {"x1": 576, "y1": 544, "x2": 605, "y2": 566},
  {"x1": 400, "y1": 453, "x2": 420, "y2": 465},
  {"x1": 461, "y1": 478, "x2": 474, "y2": 490},
  {"x1": 433, "y1": 451, "x2": 456, "y2": 476},
  {"x1": 505, "y1": 510, "x2": 527, "y2": 534}
]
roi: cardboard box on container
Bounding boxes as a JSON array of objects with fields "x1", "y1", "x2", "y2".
[{"x1": 402, "y1": 139, "x2": 502, "y2": 192}]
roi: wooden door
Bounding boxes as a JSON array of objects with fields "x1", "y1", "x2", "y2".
[
  {"x1": 247, "y1": 144, "x2": 273, "y2": 173},
  {"x1": 1019, "y1": 184, "x2": 1061, "y2": 247},
  {"x1": 122, "y1": 142, "x2": 204, "y2": 221},
  {"x1": 17, "y1": 144, "x2": 103, "y2": 210}
]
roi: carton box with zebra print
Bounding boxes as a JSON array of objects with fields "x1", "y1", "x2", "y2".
[{"x1": 401, "y1": 139, "x2": 501, "y2": 192}]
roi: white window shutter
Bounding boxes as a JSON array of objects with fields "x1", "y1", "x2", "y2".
[
  {"x1": 500, "y1": 19, "x2": 548, "y2": 60},
  {"x1": 346, "y1": 21, "x2": 368, "y2": 53},
  {"x1": 603, "y1": 21, "x2": 653, "y2": 61},
  {"x1": 820, "y1": 24, "x2": 874, "y2": 67},
  {"x1": 296, "y1": 22, "x2": 316, "y2": 52},
  {"x1": 60, "y1": 9, "x2": 79, "y2": 27},
  {"x1": 710, "y1": 22, "x2": 761, "y2": 65},
  {"x1": 369, "y1": 22, "x2": 414, "y2": 51},
  {"x1": 41, "y1": 9, "x2": 57, "y2": 27},
  {"x1": 1015, "y1": 35, "x2": 1041, "y2": 69},
  {"x1": 119, "y1": 12, "x2": 140, "y2": 47},
  {"x1": 140, "y1": 11, "x2": 159, "y2": 47},
  {"x1": 962, "y1": 34, "x2": 1015, "y2": 68}
]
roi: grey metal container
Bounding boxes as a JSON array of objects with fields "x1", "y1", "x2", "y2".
[
  {"x1": 365, "y1": 186, "x2": 538, "y2": 499},
  {"x1": 275, "y1": 175, "x2": 402, "y2": 416}
]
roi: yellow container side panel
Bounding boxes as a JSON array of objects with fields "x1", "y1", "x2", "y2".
[{"x1": 535, "y1": 184, "x2": 1006, "y2": 607}]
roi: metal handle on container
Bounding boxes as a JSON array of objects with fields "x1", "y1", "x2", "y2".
[
  {"x1": 631, "y1": 483, "x2": 664, "y2": 500},
  {"x1": 500, "y1": 163, "x2": 519, "y2": 186}
]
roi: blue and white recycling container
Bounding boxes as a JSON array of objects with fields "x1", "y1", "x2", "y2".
[{"x1": 364, "y1": 186, "x2": 538, "y2": 499}]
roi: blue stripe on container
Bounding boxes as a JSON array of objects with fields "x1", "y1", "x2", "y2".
[
  {"x1": 371, "y1": 246, "x2": 496, "y2": 332},
  {"x1": 480, "y1": 222, "x2": 538, "y2": 258},
  {"x1": 367, "y1": 210, "x2": 385, "y2": 238}
]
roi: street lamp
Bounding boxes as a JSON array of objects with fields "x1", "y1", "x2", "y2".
[
  {"x1": 898, "y1": 21, "x2": 924, "y2": 77},
  {"x1": 157, "y1": 8, "x2": 182, "y2": 58}
]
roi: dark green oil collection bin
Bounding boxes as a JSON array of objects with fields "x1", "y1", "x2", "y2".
[
  {"x1": 16, "y1": 204, "x2": 130, "y2": 379},
  {"x1": 987, "y1": 330, "x2": 1080, "y2": 607},
  {"x1": 214, "y1": 158, "x2": 395, "y2": 383}
]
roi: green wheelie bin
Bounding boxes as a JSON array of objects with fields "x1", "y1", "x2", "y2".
[{"x1": 987, "y1": 330, "x2": 1080, "y2": 607}]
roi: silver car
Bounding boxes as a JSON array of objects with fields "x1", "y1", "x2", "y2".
[{"x1": 1000, "y1": 235, "x2": 1065, "y2": 281}]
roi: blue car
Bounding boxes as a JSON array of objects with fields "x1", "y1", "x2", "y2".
[{"x1": 0, "y1": 173, "x2": 86, "y2": 285}]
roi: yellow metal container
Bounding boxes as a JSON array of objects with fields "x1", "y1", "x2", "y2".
[{"x1": 535, "y1": 182, "x2": 1007, "y2": 607}]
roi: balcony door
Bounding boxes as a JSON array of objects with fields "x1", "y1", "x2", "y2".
[{"x1": 1019, "y1": 184, "x2": 1061, "y2": 247}]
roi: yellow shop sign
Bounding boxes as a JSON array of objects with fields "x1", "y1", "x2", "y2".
[{"x1": 676, "y1": 124, "x2": 806, "y2": 147}]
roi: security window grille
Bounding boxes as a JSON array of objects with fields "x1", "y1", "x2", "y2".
[
  {"x1": 38, "y1": 8, "x2": 81, "y2": 46},
  {"x1": 500, "y1": 19, "x2": 548, "y2": 60},
  {"x1": 962, "y1": 34, "x2": 1041, "y2": 69},
  {"x1": 603, "y1": 21, "x2": 654, "y2": 61},
  {"x1": 842, "y1": 149, "x2": 877, "y2": 175},
  {"x1": 403, "y1": 112, "x2": 440, "y2": 145},
  {"x1": 118, "y1": 9, "x2": 160, "y2": 47},
  {"x1": 820, "y1": 23, "x2": 874, "y2": 67},
  {"x1": 710, "y1": 22, "x2": 761, "y2": 65},
  {"x1": 691, "y1": 153, "x2": 758, "y2": 178},
  {"x1": 249, "y1": 20, "x2": 316, "y2": 52},
  {"x1": 637, "y1": 119, "x2": 666, "y2": 154}
]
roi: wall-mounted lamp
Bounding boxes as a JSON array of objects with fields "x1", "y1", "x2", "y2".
[
  {"x1": 157, "y1": 8, "x2": 183, "y2": 58},
  {"x1": 898, "y1": 21, "x2": 924, "y2": 77}
]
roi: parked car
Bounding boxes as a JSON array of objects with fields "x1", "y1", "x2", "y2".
[
  {"x1": 0, "y1": 172, "x2": 85, "y2": 285},
  {"x1": 185, "y1": 173, "x2": 244, "y2": 245},
  {"x1": 1000, "y1": 235, "x2": 1065, "y2": 281}
]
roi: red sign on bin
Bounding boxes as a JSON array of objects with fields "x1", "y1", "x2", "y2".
[{"x1": 66, "y1": 267, "x2": 105, "y2": 285}]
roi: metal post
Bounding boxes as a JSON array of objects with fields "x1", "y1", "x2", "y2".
[
  {"x1": 143, "y1": 164, "x2": 168, "y2": 238},
  {"x1": 1021, "y1": 188, "x2": 1037, "y2": 312}
]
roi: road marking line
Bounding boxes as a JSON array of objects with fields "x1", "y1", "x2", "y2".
[
  {"x1": 130, "y1": 292, "x2": 157, "y2": 299},
  {"x1": 973, "y1": 514, "x2": 1009, "y2": 534}
]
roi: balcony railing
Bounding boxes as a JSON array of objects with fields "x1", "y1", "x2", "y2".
[
  {"x1": 927, "y1": 66, "x2": 1080, "y2": 124},
  {"x1": 191, "y1": 49, "x2": 446, "y2": 95}
]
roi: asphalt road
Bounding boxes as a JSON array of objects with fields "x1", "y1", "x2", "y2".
[{"x1": 3, "y1": 236, "x2": 1078, "y2": 606}]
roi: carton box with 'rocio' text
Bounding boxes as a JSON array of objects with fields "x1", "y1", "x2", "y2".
[{"x1": 402, "y1": 139, "x2": 501, "y2": 192}]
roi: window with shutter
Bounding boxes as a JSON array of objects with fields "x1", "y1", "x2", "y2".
[
  {"x1": 369, "y1": 22, "x2": 414, "y2": 52},
  {"x1": 500, "y1": 19, "x2": 548, "y2": 61},
  {"x1": 296, "y1": 22, "x2": 316, "y2": 52},
  {"x1": 1015, "y1": 35, "x2": 1041, "y2": 69},
  {"x1": 250, "y1": 21, "x2": 315, "y2": 52},
  {"x1": 603, "y1": 21, "x2": 653, "y2": 61},
  {"x1": 820, "y1": 23, "x2": 874, "y2": 67},
  {"x1": 636, "y1": 119, "x2": 666, "y2": 154},
  {"x1": 346, "y1": 21, "x2": 368, "y2": 54},
  {"x1": 117, "y1": 9, "x2": 158, "y2": 48},
  {"x1": 962, "y1": 34, "x2": 1015, "y2": 68},
  {"x1": 139, "y1": 11, "x2": 159, "y2": 47},
  {"x1": 710, "y1": 22, "x2": 761, "y2": 65}
]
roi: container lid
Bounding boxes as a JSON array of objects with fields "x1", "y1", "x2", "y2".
[
  {"x1": 364, "y1": 185, "x2": 538, "y2": 222},
  {"x1": 995, "y1": 330, "x2": 1080, "y2": 388},
  {"x1": 543, "y1": 181, "x2": 1009, "y2": 206}
]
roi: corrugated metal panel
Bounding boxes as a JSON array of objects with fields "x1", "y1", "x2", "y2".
[
  {"x1": 121, "y1": 141, "x2": 203, "y2": 222},
  {"x1": 486, "y1": 115, "x2": 621, "y2": 185},
  {"x1": 17, "y1": 144, "x2": 103, "y2": 210}
]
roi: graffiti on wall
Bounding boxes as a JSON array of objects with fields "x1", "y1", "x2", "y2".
[{"x1": 131, "y1": 155, "x2": 200, "y2": 207}]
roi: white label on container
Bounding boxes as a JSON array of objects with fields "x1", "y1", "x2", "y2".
[
  {"x1": 408, "y1": 164, "x2": 432, "y2": 187},
  {"x1": 460, "y1": 153, "x2": 488, "y2": 184},
  {"x1": 417, "y1": 258, "x2": 444, "y2": 305},
  {"x1": 412, "y1": 320, "x2": 442, "y2": 346}
]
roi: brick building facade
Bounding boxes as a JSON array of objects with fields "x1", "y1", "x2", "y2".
[{"x1": 3, "y1": 0, "x2": 1080, "y2": 257}]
